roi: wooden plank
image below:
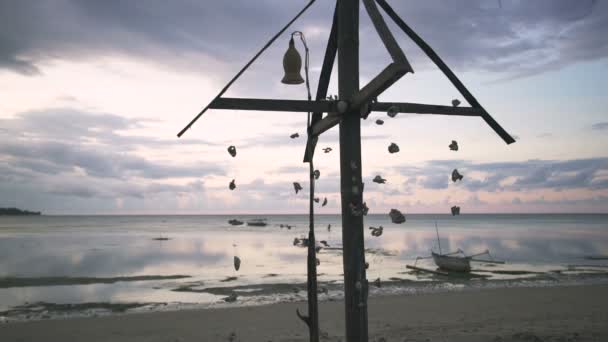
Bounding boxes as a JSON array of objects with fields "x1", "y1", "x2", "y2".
[
  {"x1": 371, "y1": 102, "x2": 482, "y2": 116},
  {"x1": 376, "y1": 0, "x2": 516, "y2": 145},
  {"x1": 350, "y1": 63, "x2": 408, "y2": 110},
  {"x1": 311, "y1": 114, "x2": 342, "y2": 136},
  {"x1": 469, "y1": 259, "x2": 506, "y2": 264},
  {"x1": 338, "y1": 0, "x2": 368, "y2": 340},
  {"x1": 177, "y1": 0, "x2": 316, "y2": 137},
  {"x1": 304, "y1": 3, "x2": 338, "y2": 163},
  {"x1": 209, "y1": 97, "x2": 334, "y2": 113},
  {"x1": 362, "y1": 0, "x2": 412, "y2": 69},
  {"x1": 406, "y1": 265, "x2": 449, "y2": 276}
]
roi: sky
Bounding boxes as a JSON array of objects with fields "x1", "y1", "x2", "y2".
[{"x1": 1, "y1": 0, "x2": 607, "y2": 215}]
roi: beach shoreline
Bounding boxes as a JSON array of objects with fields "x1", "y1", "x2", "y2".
[{"x1": 2, "y1": 284, "x2": 607, "y2": 341}]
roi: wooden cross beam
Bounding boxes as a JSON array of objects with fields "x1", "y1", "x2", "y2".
[{"x1": 177, "y1": 1, "x2": 516, "y2": 341}]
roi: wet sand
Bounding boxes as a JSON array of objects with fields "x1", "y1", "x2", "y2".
[{"x1": 1, "y1": 284, "x2": 607, "y2": 341}]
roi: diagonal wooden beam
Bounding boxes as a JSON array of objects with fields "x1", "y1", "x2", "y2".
[
  {"x1": 311, "y1": 113, "x2": 342, "y2": 137},
  {"x1": 347, "y1": 0, "x2": 414, "y2": 118},
  {"x1": 304, "y1": 2, "x2": 339, "y2": 163},
  {"x1": 209, "y1": 97, "x2": 335, "y2": 113},
  {"x1": 376, "y1": 0, "x2": 515, "y2": 144},
  {"x1": 362, "y1": 0, "x2": 411, "y2": 69},
  {"x1": 350, "y1": 63, "x2": 409, "y2": 110},
  {"x1": 177, "y1": 0, "x2": 316, "y2": 138}
]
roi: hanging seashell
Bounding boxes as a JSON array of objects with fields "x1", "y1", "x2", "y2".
[
  {"x1": 362, "y1": 202, "x2": 369, "y2": 216},
  {"x1": 313, "y1": 170, "x2": 320, "y2": 180},
  {"x1": 233, "y1": 256, "x2": 241, "y2": 271},
  {"x1": 452, "y1": 99, "x2": 461, "y2": 107},
  {"x1": 229, "y1": 179, "x2": 236, "y2": 190},
  {"x1": 316, "y1": 258, "x2": 321, "y2": 266},
  {"x1": 375, "y1": 119, "x2": 384, "y2": 125},
  {"x1": 451, "y1": 206, "x2": 461, "y2": 216},
  {"x1": 449, "y1": 140, "x2": 459, "y2": 151},
  {"x1": 293, "y1": 237, "x2": 300, "y2": 246},
  {"x1": 290, "y1": 133, "x2": 299, "y2": 139},
  {"x1": 327, "y1": 224, "x2": 331, "y2": 232},
  {"x1": 227, "y1": 145, "x2": 237, "y2": 157},
  {"x1": 451, "y1": 169, "x2": 463, "y2": 182},
  {"x1": 373, "y1": 175, "x2": 386, "y2": 184},
  {"x1": 389, "y1": 209, "x2": 406, "y2": 224},
  {"x1": 365, "y1": 262, "x2": 369, "y2": 269},
  {"x1": 224, "y1": 292, "x2": 238, "y2": 302},
  {"x1": 293, "y1": 182, "x2": 303, "y2": 194},
  {"x1": 323, "y1": 147, "x2": 332, "y2": 153},
  {"x1": 369, "y1": 225, "x2": 383, "y2": 237},
  {"x1": 373, "y1": 277, "x2": 381, "y2": 288},
  {"x1": 314, "y1": 197, "x2": 320, "y2": 203},
  {"x1": 387, "y1": 105, "x2": 399, "y2": 118},
  {"x1": 388, "y1": 143, "x2": 400, "y2": 154},
  {"x1": 322, "y1": 198, "x2": 328, "y2": 207}
]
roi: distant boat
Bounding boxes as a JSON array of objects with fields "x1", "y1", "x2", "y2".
[
  {"x1": 246, "y1": 218, "x2": 267, "y2": 227},
  {"x1": 228, "y1": 219, "x2": 244, "y2": 226}
]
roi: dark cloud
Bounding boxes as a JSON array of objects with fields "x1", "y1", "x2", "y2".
[
  {"x1": 396, "y1": 157, "x2": 608, "y2": 192},
  {"x1": 0, "y1": 108, "x2": 224, "y2": 205},
  {"x1": 1, "y1": 0, "x2": 605, "y2": 78},
  {"x1": 591, "y1": 122, "x2": 608, "y2": 130}
]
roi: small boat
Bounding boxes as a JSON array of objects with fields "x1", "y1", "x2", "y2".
[
  {"x1": 432, "y1": 252, "x2": 471, "y2": 272},
  {"x1": 246, "y1": 218, "x2": 267, "y2": 227},
  {"x1": 228, "y1": 219, "x2": 244, "y2": 226},
  {"x1": 408, "y1": 222, "x2": 504, "y2": 274}
]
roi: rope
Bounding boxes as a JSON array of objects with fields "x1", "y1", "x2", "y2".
[{"x1": 178, "y1": 0, "x2": 316, "y2": 137}]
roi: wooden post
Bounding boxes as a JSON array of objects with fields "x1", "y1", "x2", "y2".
[{"x1": 338, "y1": 1, "x2": 368, "y2": 341}]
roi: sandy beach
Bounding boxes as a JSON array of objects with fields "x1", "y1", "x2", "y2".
[{"x1": 1, "y1": 284, "x2": 607, "y2": 342}]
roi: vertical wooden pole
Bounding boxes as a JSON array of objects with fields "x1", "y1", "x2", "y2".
[{"x1": 338, "y1": 0, "x2": 368, "y2": 341}]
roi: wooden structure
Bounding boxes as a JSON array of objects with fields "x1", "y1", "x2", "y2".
[{"x1": 178, "y1": 1, "x2": 514, "y2": 341}]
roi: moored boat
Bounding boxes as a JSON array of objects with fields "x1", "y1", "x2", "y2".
[
  {"x1": 432, "y1": 252, "x2": 471, "y2": 272},
  {"x1": 246, "y1": 218, "x2": 267, "y2": 227}
]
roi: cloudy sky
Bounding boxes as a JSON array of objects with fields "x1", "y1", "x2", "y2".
[{"x1": 1, "y1": 0, "x2": 607, "y2": 214}]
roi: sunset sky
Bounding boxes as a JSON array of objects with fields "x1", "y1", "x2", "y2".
[{"x1": 1, "y1": 0, "x2": 607, "y2": 214}]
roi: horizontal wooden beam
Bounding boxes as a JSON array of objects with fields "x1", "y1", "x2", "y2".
[
  {"x1": 210, "y1": 97, "x2": 335, "y2": 113},
  {"x1": 371, "y1": 102, "x2": 482, "y2": 116}
]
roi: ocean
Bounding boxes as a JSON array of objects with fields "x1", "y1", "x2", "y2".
[{"x1": 1, "y1": 214, "x2": 607, "y2": 321}]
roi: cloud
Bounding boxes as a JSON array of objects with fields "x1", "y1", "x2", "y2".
[
  {"x1": 1, "y1": 1, "x2": 606, "y2": 78},
  {"x1": 0, "y1": 108, "x2": 224, "y2": 208},
  {"x1": 591, "y1": 122, "x2": 608, "y2": 130},
  {"x1": 395, "y1": 157, "x2": 608, "y2": 192}
]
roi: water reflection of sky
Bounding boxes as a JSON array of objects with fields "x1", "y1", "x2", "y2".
[{"x1": 1, "y1": 214, "x2": 607, "y2": 314}]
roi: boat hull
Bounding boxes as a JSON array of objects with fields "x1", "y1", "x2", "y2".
[{"x1": 432, "y1": 252, "x2": 471, "y2": 272}]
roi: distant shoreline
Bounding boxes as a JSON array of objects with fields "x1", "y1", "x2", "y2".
[
  {"x1": 0, "y1": 208, "x2": 41, "y2": 216},
  {"x1": 11, "y1": 212, "x2": 608, "y2": 217}
]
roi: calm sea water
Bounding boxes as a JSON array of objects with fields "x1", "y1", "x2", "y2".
[{"x1": 1, "y1": 214, "x2": 607, "y2": 320}]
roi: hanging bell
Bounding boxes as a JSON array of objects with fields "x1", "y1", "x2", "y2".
[{"x1": 281, "y1": 38, "x2": 304, "y2": 85}]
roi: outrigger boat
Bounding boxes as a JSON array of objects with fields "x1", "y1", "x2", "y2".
[{"x1": 407, "y1": 222, "x2": 504, "y2": 274}]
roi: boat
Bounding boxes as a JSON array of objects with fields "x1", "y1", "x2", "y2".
[
  {"x1": 432, "y1": 252, "x2": 471, "y2": 272},
  {"x1": 246, "y1": 218, "x2": 267, "y2": 227},
  {"x1": 228, "y1": 219, "x2": 244, "y2": 226},
  {"x1": 407, "y1": 222, "x2": 504, "y2": 274}
]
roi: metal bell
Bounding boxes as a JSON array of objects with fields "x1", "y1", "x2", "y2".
[{"x1": 281, "y1": 38, "x2": 304, "y2": 85}]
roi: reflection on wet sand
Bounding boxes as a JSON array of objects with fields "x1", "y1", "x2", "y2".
[{"x1": 1, "y1": 214, "x2": 607, "y2": 321}]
